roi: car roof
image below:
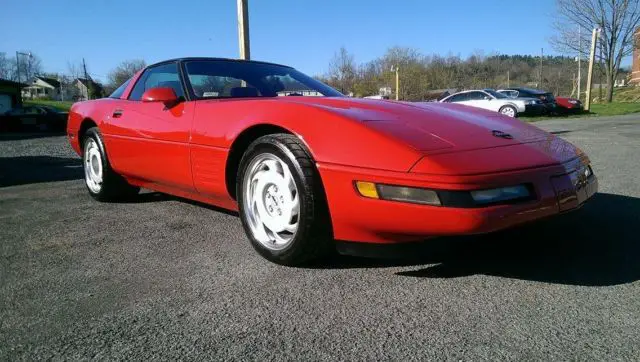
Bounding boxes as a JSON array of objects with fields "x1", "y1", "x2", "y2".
[
  {"x1": 451, "y1": 89, "x2": 487, "y2": 94},
  {"x1": 506, "y1": 87, "x2": 547, "y2": 94},
  {"x1": 147, "y1": 57, "x2": 293, "y2": 69}
]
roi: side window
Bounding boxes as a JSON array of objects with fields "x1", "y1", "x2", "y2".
[
  {"x1": 448, "y1": 93, "x2": 466, "y2": 102},
  {"x1": 24, "y1": 107, "x2": 42, "y2": 115},
  {"x1": 128, "y1": 63, "x2": 184, "y2": 101},
  {"x1": 467, "y1": 92, "x2": 486, "y2": 101},
  {"x1": 109, "y1": 78, "x2": 132, "y2": 99}
]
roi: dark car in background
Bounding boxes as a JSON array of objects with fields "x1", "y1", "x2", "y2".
[
  {"x1": 0, "y1": 105, "x2": 68, "y2": 132},
  {"x1": 498, "y1": 87, "x2": 558, "y2": 114}
]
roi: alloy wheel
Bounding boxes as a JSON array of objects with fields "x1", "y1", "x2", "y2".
[
  {"x1": 243, "y1": 153, "x2": 300, "y2": 250},
  {"x1": 84, "y1": 138, "x2": 103, "y2": 193}
]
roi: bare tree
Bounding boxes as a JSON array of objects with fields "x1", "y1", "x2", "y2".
[
  {"x1": 12, "y1": 51, "x2": 43, "y2": 83},
  {"x1": 67, "y1": 60, "x2": 84, "y2": 80},
  {"x1": 0, "y1": 52, "x2": 11, "y2": 80},
  {"x1": 327, "y1": 47, "x2": 356, "y2": 94},
  {"x1": 551, "y1": 0, "x2": 640, "y2": 102},
  {"x1": 107, "y1": 59, "x2": 146, "y2": 89}
]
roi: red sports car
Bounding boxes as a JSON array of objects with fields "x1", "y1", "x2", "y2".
[
  {"x1": 67, "y1": 57, "x2": 598, "y2": 265},
  {"x1": 555, "y1": 96, "x2": 584, "y2": 114}
]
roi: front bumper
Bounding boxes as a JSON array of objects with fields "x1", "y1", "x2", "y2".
[
  {"x1": 523, "y1": 104, "x2": 548, "y2": 115},
  {"x1": 317, "y1": 159, "x2": 597, "y2": 244}
]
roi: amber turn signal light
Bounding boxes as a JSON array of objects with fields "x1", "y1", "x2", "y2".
[{"x1": 355, "y1": 181, "x2": 379, "y2": 199}]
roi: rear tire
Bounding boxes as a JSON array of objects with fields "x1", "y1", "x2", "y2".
[
  {"x1": 499, "y1": 105, "x2": 517, "y2": 118},
  {"x1": 82, "y1": 127, "x2": 139, "y2": 201},
  {"x1": 237, "y1": 134, "x2": 333, "y2": 266}
]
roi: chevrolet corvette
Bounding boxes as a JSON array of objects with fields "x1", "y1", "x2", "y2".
[{"x1": 67, "y1": 57, "x2": 598, "y2": 265}]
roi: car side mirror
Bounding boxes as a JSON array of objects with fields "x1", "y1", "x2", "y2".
[{"x1": 141, "y1": 87, "x2": 180, "y2": 107}]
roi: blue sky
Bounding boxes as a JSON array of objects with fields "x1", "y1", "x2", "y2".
[{"x1": 3, "y1": 0, "x2": 579, "y2": 83}]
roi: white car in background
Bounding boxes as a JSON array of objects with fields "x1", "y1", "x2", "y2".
[{"x1": 439, "y1": 89, "x2": 541, "y2": 117}]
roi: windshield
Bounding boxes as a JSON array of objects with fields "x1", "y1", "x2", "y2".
[
  {"x1": 484, "y1": 89, "x2": 508, "y2": 99},
  {"x1": 184, "y1": 60, "x2": 343, "y2": 99}
]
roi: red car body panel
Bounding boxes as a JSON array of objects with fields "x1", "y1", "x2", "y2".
[
  {"x1": 555, "y1": 96, "x2": 583, "y2": 111},
  {"x1": 67, "y1": 61, "x2": 597, "y2": 244}
]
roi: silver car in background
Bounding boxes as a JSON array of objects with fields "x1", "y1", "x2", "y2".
[{"x1": 439, "y1": 89, "x2": 543, "y2": 117}]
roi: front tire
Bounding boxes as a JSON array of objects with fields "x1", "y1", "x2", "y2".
[
  {"x1": 82, "y1": 127, "x2": 140, "y2": 201},
  {"x1": 237, "y1": 134, "x2": 332, "y2": 266},
  {"x1": 499, "y1": 105, "x2": 517, "y2": 118}
]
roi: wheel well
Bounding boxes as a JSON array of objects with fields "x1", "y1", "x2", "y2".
[
  {"x1": 225, "y1": 124, "x2": 292, "y2": 200},
  {"x1": 78, "y1": 118, "x2": 97, "y2": 150}
]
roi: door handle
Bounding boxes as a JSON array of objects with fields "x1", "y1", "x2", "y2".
[{"x1": 112, "y1": 109, "x2": 123, "y2": 118}]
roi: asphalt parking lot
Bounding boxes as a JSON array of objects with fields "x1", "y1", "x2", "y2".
[{"x1": 1, "y1": 115, "x2": 639, "y2": 360}]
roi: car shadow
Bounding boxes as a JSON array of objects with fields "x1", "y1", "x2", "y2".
[
  {"x1": 0, "y1": 156, "x2": 83, "y2": 187},
  {"x1": 116, "y1": 191, "x2": 239, "y2": 216},
  {"x1": 324, "y1": 192, "x2": 640, "y2": 287}
]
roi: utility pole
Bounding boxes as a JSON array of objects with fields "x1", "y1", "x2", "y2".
[
  {"x1": 507, "y1": 70, "x2": 510, "y2": 87},
  {"x1": 237, "y1": 0, "x2": 250, "y2": 60},
  {"x1": 391, "y1": 66, "x2": 399, "y2": 100},
  {"x1": 538, "y1": 48, "x2": 543, "y2": 88},
  {"x1": 15, "y1": 52, "x2": 20, "y2": 100},
  {"x1": 584, "y1": 28, "x2": 600, "y2": 112},
  {"x1": 15, "y1": 51, "x2": 31, "y2": 103},
  {"x1": 82, "y1": 58, "x2": 90, "y2": 100},
  {"x1": 577, "y1": 27, "x2": 581, "y2": 101},
  {"x1": 59, "y1": 76, "x2": 64, "y2": 102}
]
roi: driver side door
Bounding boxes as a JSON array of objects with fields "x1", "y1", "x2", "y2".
[
  {"x1": 104, "y1": 62, "x2": 195, "y2": 191},
  {"x1": 464, "y1": 91, "x2": 493, "y2": 111}
]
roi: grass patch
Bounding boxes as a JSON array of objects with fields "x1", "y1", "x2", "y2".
[
  {"x1": 521, "y1": 102, "x2": 640, "y2": 122},
  {"x1": 24, "y1": 100, "x2": 74, "y2": 112},
  {"x1": 612, "y1": 86, "x2": 640, "y2": 102},
  {"x1": 589, "y1": 102, "x2": 640, "y2": 116}
]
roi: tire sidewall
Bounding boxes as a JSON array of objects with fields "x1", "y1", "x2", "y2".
[{"x1": 237, "y1": 137, "x2": 319, "y2": 264}]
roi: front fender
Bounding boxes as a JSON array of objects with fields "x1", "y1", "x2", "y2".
[{"x1": 191, "y1": 100, "x2": 422, "y2": 172}]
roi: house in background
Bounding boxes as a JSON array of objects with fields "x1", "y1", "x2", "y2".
[
  {"x1": 0, "y1": 78, "x2": 25, "y2": 113},
  {"x1": 73, "y1": 78, "x2": 104, "y2": 101},
  {"x1": 21, "y1": 76, "x2": 61, "y2": 100}
]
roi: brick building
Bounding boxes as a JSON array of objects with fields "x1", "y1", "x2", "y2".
[{"x1": 631, "y1": 27, "x2": 640, "y2": 85}]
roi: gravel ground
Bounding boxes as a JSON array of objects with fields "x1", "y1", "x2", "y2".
[{"x1": 1, "y1": 115, "x2": 639, "y2": 360}]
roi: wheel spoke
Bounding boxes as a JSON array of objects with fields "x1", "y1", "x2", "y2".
[
  {"x1": 290, "y1": 195, "x2": 299, "y2": 216},
  {"x1": 280, "y1": 160, "x2": 295, "y2": 191},
  {"x1": 283, "y1": 223, "x2": 297, "y2": 233},
  {"x1": 251, "y1": 170, "x2": 269, "y2": 186},
  {"x1": 263, "y1": 159, "x2": 279, "y2": 172}
]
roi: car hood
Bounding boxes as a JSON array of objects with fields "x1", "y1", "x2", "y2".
[{"x1": 279, "y1": 97, "x2": 551, "y2": 154}]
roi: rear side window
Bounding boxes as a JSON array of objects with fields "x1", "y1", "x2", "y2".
[
  {"x1": 466, "y1": 92, "x2": 486, "y2": 101},
  {"x1": 128, "y1": 63, "x2": 185, "y2": 101},
  {"x1": 109, "y1": 78, "x2": 131, "y2": 99},
  {"x1": 447, "y1": 93, "x2": 467, "y2": 102}
]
